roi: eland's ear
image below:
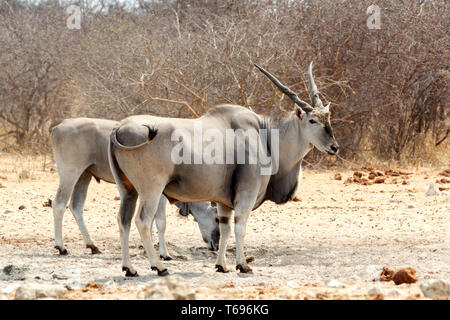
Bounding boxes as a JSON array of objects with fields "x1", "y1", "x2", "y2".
[
  {"x1": 295, "y1": 106, "x2": 306, "y2": 120},
  {"x1": 324, "y1": 102, "x2": 330, "y2": 113}
]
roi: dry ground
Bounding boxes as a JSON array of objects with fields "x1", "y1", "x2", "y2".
[{"x1": 0, "y1": 154, "x2": 449, "y2": 300}]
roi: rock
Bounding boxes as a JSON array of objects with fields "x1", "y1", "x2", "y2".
[
  {"x1": 18, "y1": 205, "x2": 26, "y2": 210},
  {"x1": 420, "y1": 280, "x2": 450, "y2": 298},
  {"x1": 143, "y1": 276, "x2": 196, "y2": 300},
  {"x1": 1, "y1": 284, "x2": 19, "y2": 295},
  {"x1": 43, "y1": 199, "x2": 52, "y2": 207},
  {"x1": 392, "y1": 268, "x2": 418, "y2": 285},
  {"x1": 353, "y1": 171, "x2": 363, "y2": 178},
  {"x1": 324, "y1": 280, "x2": 343, "y2": 288},
  {"x1": 368, "y1": 285, "x2": 384, "y2": 296},
  {"x1": 14, "y1": 284, "x2": 67, "y2": 300},
  {"x1": 4, "y1": 210, "x2": 14, "y2": 214},
  {"x1": 2, "y1": 265, "x2": 27, "y2": 280},
  {"x1": 408, "y1": 204, "x2": 416, "y2": 209},
  {"x1": 426, "y1": 182, "x2": 439, "y2": 196},
  {"x1": 333, "y1": 173, "x2": 342, "y2": 180},
  {"x1": 380, "y1": 267, "x2": 395, "y2": 282},
  {"x1": 387, "y1": 288, "x2": 404, "y2": 297},
  {"x1": 103, "y1": 280, "x2": 118, "y2": 290},
  {"x1": 374, "y1": 177, "x2": 385, "y2": 184},
  {"x1": 52, "y1": 273, "x2": 68, "y2": 280}
]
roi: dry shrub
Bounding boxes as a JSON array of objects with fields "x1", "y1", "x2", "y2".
[{"x1": 0, "y1": 0, "x2": 448, "y2": 165}]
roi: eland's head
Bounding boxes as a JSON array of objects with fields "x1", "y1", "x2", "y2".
[
  {"x1": 255, "y1": 62, "x2": 339, "y2": 156},
  {"x1": 175, "y1": 202, "x2": 220, "y2": 251}
]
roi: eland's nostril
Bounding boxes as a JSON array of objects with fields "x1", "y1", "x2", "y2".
[{"x1": 331, "y1": 145, "x2": 339, "y2": 153}]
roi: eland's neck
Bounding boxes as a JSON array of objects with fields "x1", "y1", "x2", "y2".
[{"x1": 264, "y1": 112, "x2": 313, "y2": 177}]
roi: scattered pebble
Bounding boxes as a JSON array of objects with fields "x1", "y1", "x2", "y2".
[
  {"x1": 426, "y1": 182, "x2": 439, "y2": 196},
  {"x1": 143, "y1": 276, "x2": 196, "y2": 300},
  {"x1": 387, "y1": 288, "x2": 404, "y2": 297},
  {"x1": 392, "y1": 268, "x2": 418, "y2": 285},
  {"x1": 420, "y1": 280, "x2": 450, "y2": 298},
  {"x1": 380, "y1": 267, "x2": 395, "y2": 282},
  {"x1": 14, "y1": 284, "x2": 68, "y2": 300},
  {"x1": 324, "y1": 280, "x2": 343, "y2": 288},
  {"x1": 368, "y1": 285, "x2": 384, "y2": 296},
  {"x1": 43, "y1": 199, "x2": 52, "y2": 207}
]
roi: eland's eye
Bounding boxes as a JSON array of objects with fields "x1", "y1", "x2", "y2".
[{"x1": 309, "y1": 119, "x2": 317, "y2": 124}]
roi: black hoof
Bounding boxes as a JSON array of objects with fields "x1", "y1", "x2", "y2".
[
  {"x1": 236, "y1": 264, "x2": 253, "y2": 274},
  {"x1": 122, "y1": 267, "x2": 138, "y2": 277},
  {"x1": 215, "y1": 264, "x2": 229, "y2": 273},
  {"x1": 160, "y1": 255, "x2": 173, "y2": 261},
  {"x1": 151, "y1": 266, "x2": 170, "y2": 276},
  {"x1": 87, "y1": 245, "x2": 101, "y2": 255},
  {"x1": 55, "y1": 246, "x2": 68, "y2": 256}
]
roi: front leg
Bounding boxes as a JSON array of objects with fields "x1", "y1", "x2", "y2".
[
  {"x1": 215, "y1": 204, "x2": 232, "y2": 273},
  {"x1": 233, "y1": 190, "x2": 258, "y2": 274}
]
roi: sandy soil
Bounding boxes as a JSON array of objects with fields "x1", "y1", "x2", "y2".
[{"x1": 0, "y1": 154, "x2": 449, "y2": 300}]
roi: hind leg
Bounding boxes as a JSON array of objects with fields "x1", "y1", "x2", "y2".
[
  {"x1": 69, "y1": 171, "x2": 100, "y2": 254},
  {"x1": 53, "y1": 173, "x2": 80, "y2": 255},
  {"x1": 117, "y1": 190, "x2": 138, "y2": 277},
  {"x1": 135, "y1": 189, "x2": 169, "y2": 276},
  {"x1": 155, "y1": 196, "x2": 172, "y2": 261}
]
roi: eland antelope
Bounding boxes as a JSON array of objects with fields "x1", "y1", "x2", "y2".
[
  {"x1": 50, "y1": 118, "x2": 219, "y2": 266},
  {"x1": 108, "y1": 62, "x2": 339, "y2": 276}
]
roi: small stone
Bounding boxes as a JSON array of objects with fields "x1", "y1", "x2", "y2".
[
  {"x1": 18, "y1": 205, "x2": 26, "y2": 210},
  {"x1": 380, "y1": 267, "x2": 395, "y2": 282},
  {"x1": 374, "y1": 177, "x2": 385, "y2": 184},
  {"x1": 15, "y1": 284, "x2": 67, "y2": 300},
  {"x1": 392, "y1": 268, "x2": 418, "y2": 285},
  {"x1": 52, "y1": 274, "x2": 68, "y2": 280},
  {"x1": 387, "y1": 288, "x2": 404, "y2": 296},
  {"x1": 143, "y1": 276, "x2": 196, "y2": 300},
  {"x1": 324, "y1": 280, "x2": 343, "y2": 288},
  {"x1": 368, "y1": 285, "x2": 384, "y2": 296},
  {"x1": 1, "y1": 284, "x2": 19, "y2": 295},
  {"x1": 408, "y1": 204, "x2": 416, "y2": 209},
  {"x1": 426, "y1": 182, "x2": 438, "y2": 196},
  {"x1": 43, "y1": 199, "x2": 52, "y2": 207},
  {"x1": 103, "y1": 280, "x2": 118, "y2": 290},
  {"x1": 353, "y1": 171, "x2": 363, "y2": 178},
  {"x1": 420, "y1": 280, "x2": 450, "y2": 298}
]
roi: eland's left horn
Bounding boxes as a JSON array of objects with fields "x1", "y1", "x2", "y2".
[{"x1": 307, "y1": 62, "x2": 324, "y2": 109}]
